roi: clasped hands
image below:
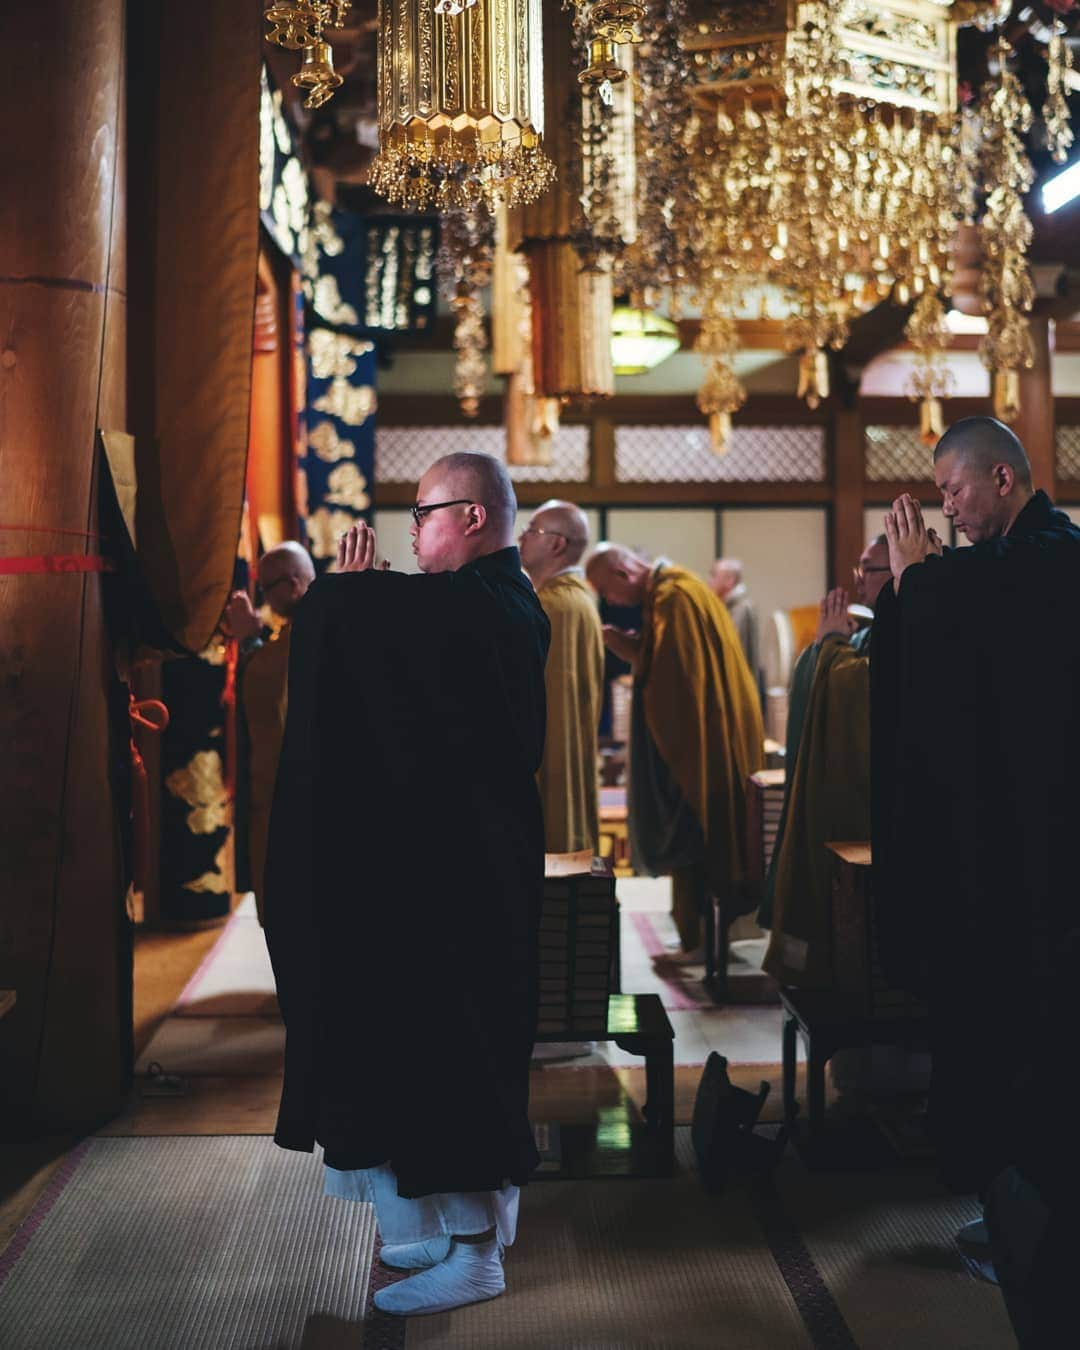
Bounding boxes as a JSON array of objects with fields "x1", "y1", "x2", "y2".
[
  {"x1": 601, "y1": 625, "x2": 642, "y2": 666},
  {"x1": 337, "y1": 521, "x2": 390, "y2": 573},
  {"x1": 884, "y1": 494, "x2": 943, "y2": 589}
]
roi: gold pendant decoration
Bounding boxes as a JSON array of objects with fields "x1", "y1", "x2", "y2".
[
  {"x1": 579, "y1": 38, "x2": 628, "y2": 91},
  {"x1": 370, "y1": 0, "x2": 554, "y2": 212},
  {"x1": 265, "y1": 3, "x2": 352, "y2": 108},
  {"x1": 589, "y1": 2, "x2": 645, "y2": 45},
  {"x1": 292, "y1": 41, "x2": 344, "y2": 110}
]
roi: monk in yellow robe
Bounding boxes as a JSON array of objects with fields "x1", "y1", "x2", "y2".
[
  {"x1": 586, "y1": 544, "x2": 764, "y2": 971},
  {"x1": 519, "y1": 500, "x2": 604, "y2": 855},
  {"x1": 225, "y1": 541, "x2": 315, "y2": 923}
]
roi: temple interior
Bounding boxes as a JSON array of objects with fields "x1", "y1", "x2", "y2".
[{"x1": 3, "y1": 2, "x2": 1080, "y2": 1346}]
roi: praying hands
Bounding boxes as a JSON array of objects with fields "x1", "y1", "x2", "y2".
[{"x1": 884, "y1": 494, "x2": 943, "y2": 590}]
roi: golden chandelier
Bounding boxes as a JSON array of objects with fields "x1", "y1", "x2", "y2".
[{"x1": 587, "y1": 0, "x2": 1075, "y2": 441}]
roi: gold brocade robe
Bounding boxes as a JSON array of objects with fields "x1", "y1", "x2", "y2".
[
  {"x1": 536, "y1": 571, "x2": 604, "y2": 854},
  {"x1": 242, "y1": 626, "x2": 291, "y2": 923},
  {"x1": 764, "y1": 636, "x2": 870, "y2": 987},
  {"x1": 632, "y1": 565, "x2": 764, "y2": 907}
]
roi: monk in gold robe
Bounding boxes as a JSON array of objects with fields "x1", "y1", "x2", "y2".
[
  {"x1": 519, "y1": 500, "x2": 604, "y2": 855},
  {"x1": 586, "y1": 545, "x2": 764, "y2": 969},
  {"x1": 225, "y1": 541, "x2": 315, "y2": 923}
]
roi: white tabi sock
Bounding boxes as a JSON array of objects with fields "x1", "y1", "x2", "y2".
[
  {"x1": 379, "y1": 1236, "x2": 452, "y2": 1270},
  {"x1": 373, "y1": 1239, "x2": 505, "y2": 1316}
]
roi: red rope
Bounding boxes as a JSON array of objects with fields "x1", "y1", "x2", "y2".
[{"x1": 0, "y1": 555, "x2": 116, "y2": 575}]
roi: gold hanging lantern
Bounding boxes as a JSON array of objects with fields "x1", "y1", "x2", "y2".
[
  {"x1": 505, "y1": 7, "x2": 618, "y2": 399},
  {"x1": 370, "y1": 0, "x2": 555, "y2": 212},
  {"x1": 527, "y1": 242, "x2": 614, "y2": 400}
]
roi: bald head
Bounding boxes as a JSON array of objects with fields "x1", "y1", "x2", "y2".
[
  {"x1": 856, "y1": 534, "x2": 891, "y2": 609},
  {"x1": 585, "y1": 542, "x2": 652, "y2": 607},
  {"x1": 430, "y1": 452, "x2": 517, "y2": 533},
  {"x1": 412, "y1": 451, "x2": 518, "y2": 573},
  {"x1": 519, "y1": 498, "x2": 591, "y2": 587},
  {"x1": 933, "y1": 417, "x2": 1035, "y2": 543},
  {"x1": 709, "y1": 557, "x2": 743, "y2": 600},
  {"x1": 258, "y1": 541, "x2": 316, "y2": 619},
  {"x1": 933, "y1": 417, "x2": 1032, "y2": 487}
]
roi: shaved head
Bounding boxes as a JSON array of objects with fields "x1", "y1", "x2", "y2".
[
  {"x1": 585, "y1": 542, "x2": 651, "y2": 607},
  {"x1": 933, "y1": 417, "x2": 1032, "y2": 487},
  {"x1": 933, "y1": 417, "x2": 1035, "y2": 543},
  {"x1": 709, "y1": 557, "x2": 743, "y2": 599},
  {"x1": 412, "y1": 451, "x2": 518, "y2": 572},
  {"x1": 519, "y1": 498, "x2": 591, "y2": 588},
  {"x1": 428, "y1": 452, "x2": 517, "y2": 534},
  {"x1": 258, "y1": 540, "x2": 316, "y2": 618},
  {"x1": 856, "y1": 533, "x2": 891, "y2": 609}
]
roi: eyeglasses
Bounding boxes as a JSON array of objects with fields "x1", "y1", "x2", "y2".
[
  {"x1": 520, "y1": 526, "x2": 585, "y2": 544},
  {"x1": 853, "y1": 565, "x2": 891, "y2": 581},
  {"x1": 410, "y1": 498, "x2": 474, "y2": 527}
]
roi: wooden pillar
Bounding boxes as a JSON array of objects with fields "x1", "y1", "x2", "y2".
[
  {"x1": 830, "y1": 404, "x2": 866, "y2": 589},
  {"x1": 0, "y1": 0, "x2": 131, "y2": 1130},
  {"x1": 1010, "y1": 313, "x2": 1056, "y2": 498}
]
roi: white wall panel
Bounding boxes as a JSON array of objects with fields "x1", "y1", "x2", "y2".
[
  {"x1": 862, "y1": 505, "x2": 949, "y2": 555},
  {"x1": 604, "y1": 508, "x2": 718, "y2": 582},
  {"x1": 373, "y1": 509, "x2": 420, "y2": 573},
  {"x1": 720, "y1": 508, "x2": 827, "y2": 688}
]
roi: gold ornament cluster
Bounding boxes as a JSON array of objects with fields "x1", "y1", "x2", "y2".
[
  {"x1": 264, "y1": 2, "x2": 351, "y2": 109},
  {"x1": 569, "y1": 0, "x2": 1074, "y2": 438}
]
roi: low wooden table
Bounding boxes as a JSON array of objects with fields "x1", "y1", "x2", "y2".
[
  {"x1": 780, "y1": 986, "x2": 930, "y2": 1161},
  {"x1": 534, "y1": 992, "x2": 675, "y2": 1179}
]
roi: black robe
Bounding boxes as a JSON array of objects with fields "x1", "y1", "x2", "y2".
[
  {"x1": 264, "y1": 547, "x2": 550, "y2": 1197},
  {"x1": 871, "y1": 491, "x2": 1080, "y2": 1194}
]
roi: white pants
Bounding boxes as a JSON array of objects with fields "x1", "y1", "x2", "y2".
[{"x1": 324, "y1": 1162, "x2": 519, "y2": 1248}]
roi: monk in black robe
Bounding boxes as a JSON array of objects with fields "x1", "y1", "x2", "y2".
[
  {"x1": 872, "y1": 418, "x2": 1080, "y2": 1345},
  {"x1": 264, "y1": 452, "x2": 549, "y2": 1317}
]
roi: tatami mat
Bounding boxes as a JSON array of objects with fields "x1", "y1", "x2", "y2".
[
  {"x1": 778, "y1": 1164, "x2": 1016, "y2": 1349},
  {"x1": 0, "y1": 1137, "x2": 376, "y2": 1350},
  {"x1": 407, "y1": 1136, "x2": 813, "y2": 1350}
]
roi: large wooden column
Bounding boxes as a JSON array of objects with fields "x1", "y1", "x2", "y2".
[
  {"x1": 0, "y1": 0, "x2": 131, "y2": 1129},
  {"x1": 1010, "y1": 313, "x2": 1056, "y2": 498}
]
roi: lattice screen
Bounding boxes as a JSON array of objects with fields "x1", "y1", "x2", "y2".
[
  {"x1": 614, "y1": 425, "x2": 825, "y2": 482},
  {"x1": 376, "y1": 425, "x2": 589, "y2": 483},
  {"x1": 1056, "y1": 426, "x2": 1080, "y2": 481},
  {"x1": 865, "y1": 425, "x2": 933, "y2": 481}
]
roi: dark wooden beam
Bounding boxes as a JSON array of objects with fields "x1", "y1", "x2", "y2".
[
  {"x1": 376, "y1": 479, "x2": 833, "y2": 508},
  {"x1": 376, "y1": 392, "x2": 824, "y2": 426}
]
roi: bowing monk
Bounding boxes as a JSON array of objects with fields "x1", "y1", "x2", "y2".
[
  {"x1": 519, "y1": 499, "x2": 604, "y2": 855},
  {"x1": 586, "y1": 544, "x2": 764, "y2": 978},
  {"x1": 265, "y1": 452, "x2": 549, "y2": 1317},
  {"x1": 872, "y1": 418, "x2": 1080, "y2": 1342}
]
